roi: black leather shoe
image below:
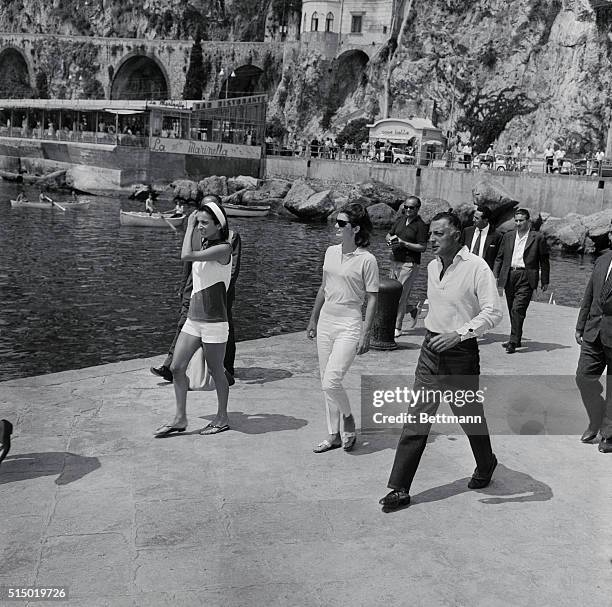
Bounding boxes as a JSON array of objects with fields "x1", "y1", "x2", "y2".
[
  {"x1": 468, "y1": 455, "x2": 498, "y2": 489},
  {"x1": 502, "y1": 341, "x2": 521, "y2": 348},
  {"x1": 0, "y1": 419, "x2": 13, "y2": 466},
  {"x1": 150, "y1": 365, "x2": 173, "y2": 383},
  {"x1": 580, "y1": 428, "x2": 599, "y2": 443},
  {"x1": 505, "y1": 343, "x2": 516, "y2": 354},
  {"x1": 379, "y1": 489, "x2": 411, "y2": 510},
  {"x1": 598, "y1": 437, "x2": 612, "y2": 453}
]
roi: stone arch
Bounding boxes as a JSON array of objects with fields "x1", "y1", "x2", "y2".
[
  {"x1": 332, "y1": 49, "x2": 369, "y2": 100},
  {"x1": 0, "y1": 47, "x2": 33, "y2": 97},
  {"x1": 110, "y1": 53, "x2": 170, "y2": 100},
  {"x1": 219, "y1": 64, "x2": 265, "y2": 99}
]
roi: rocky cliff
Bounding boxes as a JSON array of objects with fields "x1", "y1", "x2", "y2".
[{"x1": 2, "y1": 0, "x2": 612, "y2": 152}]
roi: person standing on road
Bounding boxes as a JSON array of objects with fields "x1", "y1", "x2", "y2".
[
  {"x1": 380, "y1": 212, "x2": 502, "y2": 510},
  {"x1": 307, "y1": 203, "x2": 379, "y2": 454},
  {"x1": 544, "y1": 144, "x2": 554, "y2": 174},
  {"x1": 386, "y1": 196, "x2": 428, "y2": 338}
]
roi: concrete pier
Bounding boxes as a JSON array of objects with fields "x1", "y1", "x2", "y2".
[{"x1": 1, "y1": 302, "x2": 610, "y2": 606}]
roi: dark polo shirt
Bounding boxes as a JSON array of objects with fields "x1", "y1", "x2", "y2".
[{"x1": 389, "y1": 215, "x2": 428, "y2": 264}]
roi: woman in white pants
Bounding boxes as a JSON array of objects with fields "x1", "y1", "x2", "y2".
[{"x1": 307, "y1": 203, "x2": 379, "y2": 452}]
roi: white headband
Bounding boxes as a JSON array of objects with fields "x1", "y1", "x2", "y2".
[{"x1": 203, "y1": 201, "x2": 226, "y2": 228}]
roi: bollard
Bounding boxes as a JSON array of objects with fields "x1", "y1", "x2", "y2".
[{"x1": 370, "y1": 277, "x2": 403, "y2": 350}]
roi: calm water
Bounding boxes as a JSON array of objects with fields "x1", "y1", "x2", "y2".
[{"x1": 0, "y1": 181, "x2": 593, "y2": 381}]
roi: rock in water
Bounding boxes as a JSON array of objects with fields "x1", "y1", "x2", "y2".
[
  {"x1": 170, "y1": 179, "x2": 199, "y2": 202},
  {"x1": 283, "y1": 179, "x2": 318, "y2": 218},
  {"x1": 228, "y1": 175, "x2": 259, "y2": 193},
  {"x1": 472, "y1": 177, "x2": 518, "y2": 222},
  {"x1": 359, "y1": 180, "x2": 407, "y2": 210},
  {"x1": 198, "y1": 175, "x2": 228, "y2": 197},
  {"x1": 284, "y1": 190, "x2": 334, "y2": 220},
  {"x1": 418, "y1": 198, "x2": 453, "y2": 225},
  {"x1": 581, "y1": 209, "x2": 612, "y2": 239},
  {"x1": 367, "y1": 202, "x2": 396, "y2": 228}
]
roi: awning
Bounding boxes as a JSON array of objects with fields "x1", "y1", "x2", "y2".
[
  {"x1": 422, "y1": 139, "x2": 444, "y2": 145},
  {"x1": 103, "y1": 109, "x2": 146, "y2": 115}
]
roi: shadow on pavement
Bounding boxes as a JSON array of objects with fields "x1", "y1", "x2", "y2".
[
  {"x1": 234, "y1": 367, "x2": 293, "y2": 384},
  {"x1": 350, "y1": 430, "x2": 444, "y2": 455},
  {"x1": 410, "y1": 463, "x2": 553, "y2": 506},
  {"x1": 198, "y1": 411, "x2": 308, "y2": 434},
  {"x1": 0, "y1": 452, "x2": 101, "y2": 485},
  {"x1": 478, "y1": 332, "x2": 571, "y2": 354}
]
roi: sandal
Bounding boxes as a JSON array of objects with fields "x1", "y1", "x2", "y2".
[
  {"x1": 313, "y1": 438, "x2": 341, "y2": 453},
  {"x1": 200, "y1": 423, "x2": 230, "y2": 435},
  {"x1": 153, "y1": 424, "x2": 187, "y2": 438},
  {"x1": 341, "y1": 432, "x2": 357, "y2": 452}
]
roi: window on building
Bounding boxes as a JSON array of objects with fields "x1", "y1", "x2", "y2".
[
  {"x1": 350, "y1": 15, "x2": 362, "y2": 33},
  {"x1": 311, "y1": 11, "x2": 319, "y2": 31},
  {"x1": 325, "y1": 12, "x2": 334, "y2": 32}
]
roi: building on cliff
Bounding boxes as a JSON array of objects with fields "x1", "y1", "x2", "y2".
[{"x1": 300, "y1": 0, "x2": 393, "y2": 59}]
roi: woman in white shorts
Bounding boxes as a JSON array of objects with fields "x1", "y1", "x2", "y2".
[
  {"x1": 307, "y1": 203, "x2": 380, "y2": 452},
  {"x1": 154, "y1": 201, "x2": 232, "y2": 437}
]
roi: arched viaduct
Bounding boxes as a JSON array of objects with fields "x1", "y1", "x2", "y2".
[{"x1": 0, "y1": 33, "x2": 289, "y2": 100}]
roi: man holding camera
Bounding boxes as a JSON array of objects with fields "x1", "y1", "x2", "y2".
[{"x1": 385, "y1": 196, "x2": 428, "y2": 337}]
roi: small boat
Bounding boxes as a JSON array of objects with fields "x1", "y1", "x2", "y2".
[
  {"x1": 224, "y1": 203, "x2": 270, "y2": 217},
  {"x1": 119, "y1": 210, "x2": 186, "y2": 227},
  {"x1": 10, "y1": 198, "x2": 91, "y2": 209}
]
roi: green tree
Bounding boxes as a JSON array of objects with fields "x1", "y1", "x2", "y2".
[
  {"x1": 183, "y1": 28, "x2": 206, "y2": 100},
  {"x1": 266, "y1": 115, "x2": 286, "y2": 141}
]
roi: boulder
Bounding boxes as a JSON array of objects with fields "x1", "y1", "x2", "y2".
[
  {"x1": 222, "y1": 189, "x2": 245, "y2": 205},
  {"x1": 169, "y1": 179, "x2": 199, "y2": 202},
  {"x1": 454, "y1": 202, "x2": 477, "y2": 228},
  {"x1": 285, "y1": 188, "x2": 334, "y2": 220},
  {"x1": 367, "y1": 202, "x2": 397, "y2": 228},
  {"x1": 346, "y1": 192, "x2": 377, "y2": 209},
  {"x1": 228, "y1": 175, "x2": 259, "y2": 192},
  {"x1": 359, "y1": 180, "x2": 407, "y2": 210},
  {"x1": 198, "y1": 175, "x2": 228, "y2": 197},
  {"x1": 262, "y1": 178, "x2": 292, "y2": 198},
  {"x1": 419, "y1": 197, "x2": 453, "y2": 224},
  {"x1": 472, "y1": 177, "x2": 518, "y2": 222},
  {"x1": 331, "y1": 195, "x2": 349, "y2": 211},
  {"x1": 581, "y1": 209, "x2": 612, "y2": 239},
  {"x1": 241, "y1": 189, "x2": 272, "y2": 204},
  {"x1": 283, "y1": 179, "x2": 317, "y2": 209},
  {"x1": 539, "y1": 215, "x2": 587, "y2": 250}
]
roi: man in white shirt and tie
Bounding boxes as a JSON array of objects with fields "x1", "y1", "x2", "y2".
[
  {"x1": 380, "y1": 212, "x2": 502, "y2": 510},
  {"x1": 461, "y1": 206, "x2": 501, "y2": 270}
]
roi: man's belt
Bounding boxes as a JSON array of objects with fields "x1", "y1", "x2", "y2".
[{"x1": 510, "y1": 266, "x2": 526, "y2": 271}]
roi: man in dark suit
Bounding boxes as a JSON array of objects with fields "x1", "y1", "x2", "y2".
[
  {"x1": 493, "y1": 208, "x2": 550, "y2": 353},
  {"x1": 461, "y1": 206, "x2": 502, "y2": 270},
  {"x1": 575, "y1": 228, "x2": 612, "y2": 453}
]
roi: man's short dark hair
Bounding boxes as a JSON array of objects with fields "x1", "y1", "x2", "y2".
[
  {"x1": 431, "y1": 211, "x2": 462, "y2": 232},
  {"x1": 475, "y1": 206, "x2": 492, "y2": 222},
  {"x1": 406, "y1": 195, "x2": 421, "y2": 208},
  {"x1": 515, "y1": 208, "x2": 530, "y2": 220}
]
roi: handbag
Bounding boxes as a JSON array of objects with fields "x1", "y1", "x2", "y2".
[{"x1": 186, "y1": 346, "x2": 216, "y2": 391}]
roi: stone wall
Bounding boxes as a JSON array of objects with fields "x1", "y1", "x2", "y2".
[{"x1": 266, "y1": 156, "x2": 612, "y2": 216}]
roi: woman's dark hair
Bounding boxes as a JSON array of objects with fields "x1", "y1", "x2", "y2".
[
  {"x1": 339, "y1": 202, "x2": 373, "y2": 247},
  {"x1": 199, "y1": 200, "x2": 230, "y2": 241}
]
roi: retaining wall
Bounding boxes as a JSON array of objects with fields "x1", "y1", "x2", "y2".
[{"x1": 266, "y1": 157, "x2": 612, "y2": 216}]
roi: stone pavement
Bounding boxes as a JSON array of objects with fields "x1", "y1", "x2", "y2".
[{"x1": 0, "y1": 302, "x2": 610, "y2": 606}]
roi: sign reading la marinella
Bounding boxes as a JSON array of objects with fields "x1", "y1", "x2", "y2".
[{"x1": 150, "y1": 137, "x2": 261, "y2": 159}]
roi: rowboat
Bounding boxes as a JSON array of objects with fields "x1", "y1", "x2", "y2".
[
  {"x1": 119, "y1": 210, "x2": 186, "y2": 227},
  {"x1": 224, "y1": 203, "x2": 270, "y2": 217},
  {"x1": 10, "y1": 199, "x2": 91, "y2": 209}
]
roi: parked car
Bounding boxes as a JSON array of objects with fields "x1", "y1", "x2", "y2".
[
  {"x1": 392, "y1": 148, "x2": 415, "y2": 164},
  {"x1": 573, "y1": 159, "x2": 612, "y2": 177}
]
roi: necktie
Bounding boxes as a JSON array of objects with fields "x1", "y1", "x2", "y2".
[
  {"x1": 472, "y1": 229, "x2": 482, "y2": 256},
  {"x1": 600, "y1": 267, "x2": 612, "y2": 304}
]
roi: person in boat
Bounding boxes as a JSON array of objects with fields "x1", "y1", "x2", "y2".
[
  {"x1": 154, "y1": 200, "x2": 233, "y2": 438},
  {"x1": 71, "y1": 190, "x2": 78, "y2": 202},
  {"x1": 39, "y1": 190, "x2": 52, "y2": 205},
  {"x1": 145, "y1": 193, "x2": 155, "y2": 216},
  {"x1": 170, "y1": 200, "x2": 184, "y2": 218},
  {"x1": 151, "y1": 195, "x2": 241, "y2": 385},
  {"x1": 15, "y1": 193, "x2": 27, "y2": 203},
  {"x1": 307, "y1": 202, "x2": 379, "y2": 453}
]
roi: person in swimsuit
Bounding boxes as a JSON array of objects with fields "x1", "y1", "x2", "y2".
[{"x1": 154, "y1": 201, "x2": 233, "y2": 437}]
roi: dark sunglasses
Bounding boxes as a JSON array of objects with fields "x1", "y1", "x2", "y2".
[
  {"x1": 403, "y1": 205, "x2": 419, "y2": 210},
  {"x1": 336, "y1": 219, "x2": 351, "y2": 227}
]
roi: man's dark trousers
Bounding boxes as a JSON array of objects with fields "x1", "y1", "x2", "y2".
[
  {"x1": 388, "y1": 333, "x2": 495, "y2": 492},
  {"x1": 505, "y1": 268, "x2": 533, "y2": 345},
  {"x1": 576, "y1": 336, "x2": 612, "y2": 438}
]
